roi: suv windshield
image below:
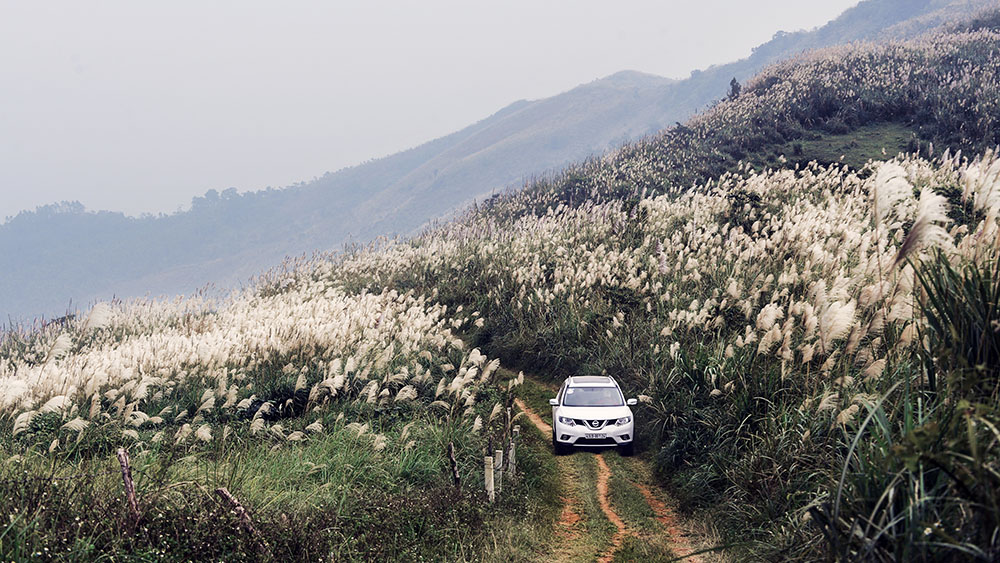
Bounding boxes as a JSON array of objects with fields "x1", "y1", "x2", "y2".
[{"x1": 563, "y1": 386, "x2": 623, "y2": 407}]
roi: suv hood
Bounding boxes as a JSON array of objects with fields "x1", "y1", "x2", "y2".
[{"x1": 558, "y1": 405, "x2": 632, "y2": 421}]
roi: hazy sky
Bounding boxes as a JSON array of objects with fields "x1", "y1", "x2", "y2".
[{"x1": 0, "y1": 1, "x2": 858, "y2": 220}]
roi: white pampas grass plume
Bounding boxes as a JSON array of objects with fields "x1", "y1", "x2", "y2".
[
  {"x1": 62, "y1": 417, "x2": 90, "y2": 433},
  {"x1": 197, "y1": 396, "x2": 215, "y2": 414},
  {"x1": 128, "y1": 411, "x2": 150, "y2": 427},
  {"x1": 88, "y1": 395, "x2": 102, "y2": 420},
  {"x1": 472, "y1": 416, "x2": 483, "y2": 433},
  {"x1": 287, "y1": 431, "x2": 305, "y2": 442},
  {"x1": 835, "y1": 404, "x2": 860, "y2": 426},
  {"x1": 821, "y1": 351, "x2": 841, "y2": 374},
  {"x1": 488, "y1": 402, "x2": 502, "y2": 422},
  {"x1": 434, "y1": 378, "x2": 447, "y2": 398},
  {"x1": 894, "y1": 188, "x2": 952, "y2": 267},
  {"x1": 122, "y1": 429, "x2": 139, "y2": 440},
  {"x1": 756, "y1": 303, "x2": 784, "y2": 331},
  {"x1": 817, "y1": 392, "x2": 838, "y2": 413},
  {"x1": 394, "y1": 385, "x2": 418, "y2": 402},
  {"x1": 151, "y1": 431, "x2": 165, "y2": 443},
  {"x1": 13, "y1": 411, "x2": 36, "y2": 436},
  {"x1": 195, "y1": 424, "x2": 213, "y2": 442},
  {"x1": 46, "y1": 334, "x2": 73, "y2": 362},
  {"x1": 818, "y1": 301, "x2": 856, "y2": 353},
  {"x1": 373, "y1": 434, "x2": 387, "y2": 451},
  {"x1": 40, "y1": 395, "x2": 70, "y2": 414},
  {"x1": 429, "y1": 400, "x2": 451, "y2": 411},
  {"x1": 467, "y1": 348, "x2": 485, "y2": 367},
  {"x1": 305, "y1": 421, "x2": 323, "y2": 433},
  {"x1": 250, "y1": 418, "x2": 266, "y2": 435},
  {"x1": 800, "y1": 344, "x2": 815, "y2": 365},
  {"x1": 399, "y1": 422, "x2": 415, "y2": 442},
  {"x1": 864, "y1": 359, "x2": 887, "y2": 381},
  {"x1": 175, "y1": 424, "x2": 193, "y2": 443},
  {"x1": 638, "y1": 394, "x2": 652, "y2": 404},
  {"x1": 346, "y1": 422, "x2": 368, "y2": 437},
  {"x1": 82, "y1": 303, "x2": 113, "y2": 331},
  {"x1": 481, "y1": 358, "x2": 501, "y2": 382},
  {"x1": 49, "y1": 439, "x2": 60, "y2": 453},
  {"x1": 871, "y1": 162, "x2": 914, "y2": 224}
]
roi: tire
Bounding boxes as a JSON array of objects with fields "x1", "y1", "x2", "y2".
[
  {"x1": 618, "y1": 441, "x2": 635, "y2": 457},
  {"x1": 552, "y1": 432, "x2": 570, "y2": 455}
]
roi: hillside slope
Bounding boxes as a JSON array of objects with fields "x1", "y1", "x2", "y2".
[
  {"x1": 2, "y1": 0, "x2": 994, "y2": 322},
  {"x1": 320, "y1": 15, "x2": 1000, "y2": 560},
  {"x1": 2, "y1": 6, "x2": 1000, "y2": 562}
]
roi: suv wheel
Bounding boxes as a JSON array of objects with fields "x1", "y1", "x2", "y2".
[
  {"x1": 618, "y1": 441, "x2": 634, "y2": 457},
  {"x1": 552, "y1": 431, "x2": 570, "y2": 455}
]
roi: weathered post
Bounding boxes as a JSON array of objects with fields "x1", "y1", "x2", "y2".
[
  {"x1": 509, "y1": 425, "x2": 520, "y2": 479},
  {"x1": 448, "y1": 442, "x2": 461, "y2": 491},
  {"x1": 216, "y1": 487, "x2": 270, "y2": 555},
  {"x1": 494, "y1": 449, "x2": 504, "y2": 495},
  {"x1": 484, "y1": 455, "x2": 495, "y2": 502},
  {"x1": 116, "y1": 448, "x2": 140, "y2": 524}
]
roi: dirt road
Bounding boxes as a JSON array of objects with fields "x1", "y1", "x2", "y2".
[{"x1": 515, "y1": 381, "x2": 712, "y2": 563}]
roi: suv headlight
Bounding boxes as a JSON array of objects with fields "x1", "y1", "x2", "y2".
[
  {"x1": 557, "y1": 416, "x2": 576, "y2": 426},
  {"x1": 615, "y1": 416, "x2": 632, "y2": 426}
]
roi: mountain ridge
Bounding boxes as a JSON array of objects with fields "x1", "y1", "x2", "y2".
[{"x1": 2, "y1": 0, "x2": 994, "y2": 322}]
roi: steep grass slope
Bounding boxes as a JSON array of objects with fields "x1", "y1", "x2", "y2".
[
  {"x1": 3, "y1": 6, "x2": 1000, "y2": 562},
  {"x1": 306, "y1": 20, "x2": 1000, "y2": 560}
]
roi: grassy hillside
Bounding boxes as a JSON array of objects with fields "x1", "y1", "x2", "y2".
[
  {"x1": 0, "y1": 282, "x2": 562, "y2": 560},
  {"x1": 3, "y1": 7, "x2": 1000, "y2": 563},
  {"x1": 308, "y1": 20, "x2": 1000, "y2": 560}
]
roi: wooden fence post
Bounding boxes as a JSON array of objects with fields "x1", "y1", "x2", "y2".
[
  {"x1": 494, "y1": 449, "x2": 504, "y2": 495},
  {"x1": 509, "y1": 425, "x2": 520, "y2": 479},
  {"x1": 448, "y1": 442, "x2": 461, "y2": 491},
  {"x1": 484, "y1": 455, "x2": 495, "y2": 502},
  {"x1": 216, "y1": 487, "x2": 269, "y2": 555},
  {"x1": 116, "y1": 448, "x2": 140, "y2": 524}
]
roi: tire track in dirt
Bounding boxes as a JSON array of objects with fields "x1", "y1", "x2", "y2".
[
  {"x1": 515, "y1": 398, "x2": 587, "y2": 561},
  {"x1": 516, "y1": 385, "x2": 712, "y2": 562},
  {"x1": 634, "y1": 482, "x2": 703, "y2": 562},
  {"x1": 516, "y1": 398, "x2": 632, "y2": 562},
  {"x1": 595, "y1": 453, "x2": 633, "y2": 563}
]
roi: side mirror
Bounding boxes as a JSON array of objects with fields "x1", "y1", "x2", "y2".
[
  {"x1": 626, "y1": 398, "x2": 638, "y2": 406},
  {"x1": 548, "y1": 398, "x2": 559, "y2": 406}
]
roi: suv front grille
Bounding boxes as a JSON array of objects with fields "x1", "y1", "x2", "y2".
[{"x1": 573, "y1": 419, "x2": 616, "y2": 429}]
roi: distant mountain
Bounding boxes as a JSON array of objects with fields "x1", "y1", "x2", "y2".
[{"x1": 1, "y1": 0, "x2": 992, "y2": 322}]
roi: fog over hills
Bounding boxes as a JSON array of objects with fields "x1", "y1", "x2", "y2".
[{"x1": 1, "y1": 0, "x2": 992, "y2": 322}]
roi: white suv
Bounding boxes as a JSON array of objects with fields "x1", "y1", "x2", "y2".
[{"x1": 549, "y1": 376, "x2": 637, "y2": 456}]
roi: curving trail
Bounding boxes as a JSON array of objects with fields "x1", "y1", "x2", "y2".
[
  {"x1": 515, "y1": 398, "x2": 551, "y2": 434},
  {"x1": 594, "y1": 453, "x2": 632, "y2": 563},
  {"x1": 516, "y1": 392, "x2": 708, "y2": 562},
  {"x1": 634, "y1": 482, "x2": 703, "y2": 562}
]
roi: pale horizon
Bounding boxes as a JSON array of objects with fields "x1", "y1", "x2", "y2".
[{"x1": 0, "y1": 0, "x2": 858, "y2": 220}]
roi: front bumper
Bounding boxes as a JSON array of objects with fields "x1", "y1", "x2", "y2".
[{"x1": 554, "y1": 420, "x2": 633, "y2": 447}]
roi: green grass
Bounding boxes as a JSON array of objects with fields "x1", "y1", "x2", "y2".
[
  {"x1": 513, "y1": 370, "x2": 557, "y2": 428},
  {"x1": 0, "y1": 404, "x2": 565, "y2": 561},
  {"x1": 765, "y1": 122, "x2": 918, "y2": 171}
]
